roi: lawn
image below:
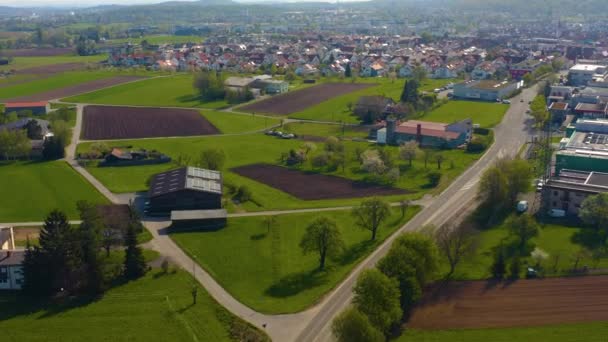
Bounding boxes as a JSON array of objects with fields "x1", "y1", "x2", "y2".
[
  {"x1": 63, "y1": 74, "x2": 229, "y2": 109},
  {"x1": 202, "y1": 111, "x2": 281, "y2": 134},
  {"x1": 0, "y1": 161, "x2": 109, "y2": 222},
  {"x1": 398, "y1": 322, "x2": 608, "y2": 342},
  {"x1": 422, "y1": 100, "x2": 509, "y2": 128},
  {"x1": 449, "y1": 217, "x2": 608, "y2": 280},
  {"x1": 0, "y1": 270, "x2": 264, "y2": 342},
  {"x1": 0, "y1": 70, "x2": 136, "y2": 101},
  {"x1": 171, "y1": 207, "x2": 419, "y2": 313},
  {"x1": 0, "y1": 54, "x2": 107, "y2": 72},
  {"x1": 288, "y1": 78, "x2": 458, "y2": 123},
  {"x1": 77, "y1": 134, "x2": 482, "y2": 211},
  {"x1": 281, "y1": 122, "x2": 369, "y2": 139}
]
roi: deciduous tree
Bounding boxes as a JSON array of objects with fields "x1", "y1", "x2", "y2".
[
  {"x1": 352, "y1": 198, "x2": 390, "y2": 240},
  {"x1": 353, "y1": 269, "x2": 402, "y2": 333},
  {"x1": 332, "y1": 308, "x2": 384, "y2": 342},
  {"x1": 299, "y1": 217, "x2": 344, "y2": 270},
  {"x1": 435, "y1": 223, "x2": 477, "y2": 278}
]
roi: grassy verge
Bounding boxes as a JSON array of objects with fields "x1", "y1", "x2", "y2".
[
  {"x1": 0, "y1": 269, "x2": 266, "y2": 341},
  {"x1": 171, "y1": 207, "x2": 419, "y2": 313}
]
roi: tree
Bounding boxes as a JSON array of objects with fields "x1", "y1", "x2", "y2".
[
  {"x1": 579, "y1": 193, "x2": 608, "y2": 243},
  {"x1": 427, "y1": 172, "x2": 441, "y2": 187},
  {"x1": 42, "y1": 136, "x2": 65, "y2": 160},
  {"x1": 360, "y1": 149, "x2": 386, "y2": 176},
  {"x1": 529, "y1": 95, "x2": 550, "y2": 127},
  {"x1": 352, "y1": 198, "x2": 391, "y2": 240},
  {"x1": 199, "y1": 148, "x2": 225, "y2": 170},
  {"x1": 193, "y1": 71, "x2": 225, "y2": 101},
  {"x1": 353, "y1": 269, "x2": 402, "y2": 333},
  {"x1": 509, "y1": 257, "x2": 521, "y2": 279},
  {"x1": 400, "y1": 79, "x2": 420, "y2": 105},
  {"x1": 491, "y1": 247, "x2": 507, "y2": 279},
  {"x1": 435, "y1": 223, "x2": 477, "y2": 278},
  {"x1": 0, "y1": 129, "x2": 31, "y2": 160},
  {"x1": 299, "y1": 217, "x2": 345, "y2": 270},
  {"x1": 507, "y1": 214, "x2": 540, "y2": 253},
  {"x1": 422, "y1": 149, "x2": 433, "y2": 169},
  {"x1": 399, "y1": 140, "x2": 420, "y2": 167},
  {"x1": 345, "y1": 63, "x2": 352, "y2": 78},
  {"x1": 499, "y1": 158, "x2": 532, "y2": 206},
  {"x1": 24, "y1": 119, "x2": 42, "y2": 139},
  {"x1": 399, "y1": 200, "x2": 409, "y2": 218},
  {"x1": 332, "y1": 308, "x2": 384, "y2": 342},
  {"x1": 434, "y1": 153, "x2": 445, "y2": 170},
  {"x1": 325, "y1": 136, "x2": 344, "y2": 153},
  {"x1": 477, "y1": 165, "x2": 508, "y2": 207},
  {"x1": 77, "y1": 201, "x2": 104, "y2": 294},
  {"x1": 124, "y1": 222, "x2": 147, "y2": 280},
  {"x1": 412, "y1": 65, "x2": 428, "y2": 82}
]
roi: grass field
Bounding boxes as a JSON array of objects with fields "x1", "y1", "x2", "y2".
[
  {"x1": 422, "y1": 100, "x2": 509, "y2": 128},
  {"x1": 0, "y1": 70, "x2": 136, "y2": 100},
  {"x1": 63, "y1": 74, "x2": 228, "y2": 109},
  {"x1": 77, "y1": 133, "x2": 482, "y2": 211},
  {"x1": 281, "y1": 122, "x2": 369, "y2": 139},
  {"x1": 0, "y1": 55, "x2": 107, "y2": 72},
  {"x1": 288, "y1": 78, "x2": 458, "y2": 123},
  {"x1": 448, "y1": 217, "x2": 608, "y2": 280},
  {"x1": 171, "y1": 208, "x2": 419, "y2": 313},
  {"x1": 0, "y1": 161, "x2": 109, "y2": 222},
  {"x1": 399, "y1": 322, "x2": 608, "y2": 342},
  {"x1": 202, "y1": 111, "x2": 280, "y2": 134},
  {"x1": 0, "y1": 270, "x2": 264, "y2": 342}
]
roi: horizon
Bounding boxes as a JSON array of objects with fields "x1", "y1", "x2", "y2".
[{"x1": 1, "y1": 0, "x2": 370, "y2": 8}]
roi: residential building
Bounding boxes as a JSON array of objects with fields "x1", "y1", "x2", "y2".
[
  {"x1": 452, "y1": 80, "x2": 520, "y2": 101},
  {"x1": 3, "y1": 102, "x2": 48, "y2": 115},
  {"x1": 544, "y1": 169, "x2": 608, "y2": 216},
  {"x1": 509, "y1": 59, "x2": 544, "y2": 80},
  {"x1": 377, "y1": 118, "x2": 472, "y2": 148}
]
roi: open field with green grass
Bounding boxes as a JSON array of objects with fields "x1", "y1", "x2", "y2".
[
  {"x1": 288, "y1": 78, "x2": 458, "y2": 123},
  {"x1": 77, "y1": 133, "x2": 483, "y2": 211},
  {"x1": 0, "y1": 55, "x2": 107, "y2": 72},
  {"x1": 281, "y1": 122, "x2": 369, "y2": 139},
  {"x1": 0, "y1": 161, "x2": 109, "y2": 222},
  {"x1": 202, "y1": 111, "x2": 280, "y2": 134},
  {"x1": 63, "y1": 74, "x2": 228, "y2": 109},
  {"x1": 422, "y1": 100, "x2": 509, "y2": 128},
  {"x1": 398, "y1": 322, "x2": 608, "y2": 342},
  {"x1": 448, "y1": 217, "x2": 608, "y2": 280},
  {"x1": 0, "y1": 270, "x2": 264, "y2": 342},
  {"x1": 171, "y1": 208, "x2": 419, "y2": 313}
]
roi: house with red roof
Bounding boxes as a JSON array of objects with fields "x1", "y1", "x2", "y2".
[
  {"x1": 376, "y1": 118, "x2": 473, "y2": 148},
  {"x1": 3, "y1": 101, "x2": 48, "y2": 115}
]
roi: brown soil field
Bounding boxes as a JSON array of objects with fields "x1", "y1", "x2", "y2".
[
  {"x1": 82, "y1": 105, "x2": 219, "y2": 140},
  {"x1": 232, "y1": 163, "x2": 409, "y2": 200},
  {"x1": 3, "y1": 48, "x2": 74, "y2": 57},
  {"x1": 240, "y1": 83, "x2": 375, "y2": 115},
  {"x1": 2, "y1": 76, "x2": 145, "y2": 102},
  {"x1": 408, "y1": 276, "x2": 608, "y2": 330}
]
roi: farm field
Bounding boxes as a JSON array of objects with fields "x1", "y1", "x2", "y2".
[
  {"x1": 201, "y1": 111, "x2": 280, "y2": 134},
  {"x1": 399, "y1": 322, "x2": 608, "y2": 342},
  {"x1": 106, "y1": 35, "x2": 203, "y2": 45},
  {"x1": 0, "y1": 270, "x2": 262, "y2": 342},
  {"x1": 233, "y1": 163, "x2": 409, "y2": 200},
  {"x1": 77, "y1": 134, "x2": 482, "y2": 210},
  {"x1": 423, "y1": 100, "x2": 509, "y2": 128},
  {"x1": 408, "y1": 275, "x2": 608, "y2": 330},
  {"x1": 2, "y1": 47, "x2": 75, "y2": 57},
  {"x1": 82, "y1": 105, "x2": 219, "y2": 140},
  {"x1": 0, "y1": 161, "x2": 109, "y2": 222},
  {"x1": 63, "y1": 74, "x2": 228, "y2": 109},
  {"x1": 171, "y1": 208, "x2": 419, "y2": 313},
  {"x1": 0, "y1": 55, "x2": 106, "y2": 72},
  {"x1": 239, "y1": 83, "x2": 375, "y2": 115}
]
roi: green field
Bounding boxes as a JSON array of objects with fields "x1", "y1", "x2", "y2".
[
  {"x1": 281, "y1": 122, "x2": 369, "y2": 139},
  {"x1": 449, "y1": 218, "x2": 608, "y2": 280},
  {"x1": 288, "y1": 78, "x2": 458, "y2": 123},
  {"x1": 0, "y1": 270, "x2": 264, "y2": 342},
  {"x1": 398, "y1": 322, "x2": 608, "y2": 342},
  {"x1": 202, "y1": 111, "x2": 280, "y2": 134},
  {"x1": 63, "y1": 74, "x2": 228, "y2": 109},
  {"x1": 0, "y1": 70, "x2": 137, "y2": 101},
  {"x1": 106, "y1": 35, "x2": 203, "y2": 45},
  {"x1": 423, "y1": 100, "x2": 509, "y2": 128},
  {"x1": 0, "y1": 55, "x2": 107, "y2": 72},
  {"x1": 171, "y1": 208, "x2": 418, "y2": 313},
  {"x1": 77, "y1": 133, "x2": 482, "y2": 211},
  {"x1": 0, "y1": 161, "x2": 109, "y2": 222}
]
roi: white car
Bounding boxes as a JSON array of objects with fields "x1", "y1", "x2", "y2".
[
  {"x1": 502, "y1": 100, "x2": 511, "y2": 104},
  {"x1": 516, "y1": 201, "x2": 529, "y2": 213}
]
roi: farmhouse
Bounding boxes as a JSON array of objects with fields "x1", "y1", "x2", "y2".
[
  {"x1": 376, "y1": 118, "x2": 472, "y2": 148},
  {"x1": 0, "y1": 118, "x2": 53, "y2": 156},
  {"x1": 453, "y1": 80, "x2": 520, "y2": 102},
  {"x1": 147, "y1": 167, "x2": 223, "y2": 216},
  {"x1": 3, "y1": 101, "x2": 48, "y2": 115}
]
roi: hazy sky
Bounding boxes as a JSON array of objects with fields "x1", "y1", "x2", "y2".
[{"x1": 1, "y1": 0, "x2": 363, "y2": 7}]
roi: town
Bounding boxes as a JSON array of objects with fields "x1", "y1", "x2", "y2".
[{"x1": 2, "y1": 0, "x2": 608, "y2": 341}]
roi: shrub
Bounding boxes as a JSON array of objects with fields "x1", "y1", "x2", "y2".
[
  {"x1": 427, "y1": 172, "x2": 442, "y2": 187},
  {"x1": 234, "y1": 185, "x2": 252, "y2": 203}
]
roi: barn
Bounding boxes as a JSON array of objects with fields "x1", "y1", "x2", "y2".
[
  {"x1": 4, "y1": 102, "x2": 48, "y2": 115},
  {"x1": 146, "y1": 167, "x2": 223, "y2": 216}
]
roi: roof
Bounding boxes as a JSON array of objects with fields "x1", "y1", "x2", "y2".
[
  {"x1": 458, "y1": 80, "x2": 514, "y2": 91},
  {"x1": 394, "y1": 120, "x2": 460, "y2": 140},
  {"x1": 0, "y1": 250, "x2": 25, "y2": 266},
  {"x1": 574, "y1": 102, "x2": 608, "y2": 113},
  {"x1": 570, "y1": 64, "x2": 605, "y2": 72},
  {"x1": 546, "y1": 169, "x2": 608, "y2": 194},
  {"x1": 149, "y1": 167, "x2": 222, "y2": 198},
  {"x1": 171, "y1": 209, "x2": 228, "y2": 221},
  {"x1": 224, "y1": 77, "x2": 255, "y2": 87},
  {"x1": 4, "y1": 101, "x2": 47, "y2": 108},
  {"x1": 0, "y1": 118, "x2": 50, "y2": 135},
  {"x1": 549, "y1": 102, "x2": 569, "y2": 111}
]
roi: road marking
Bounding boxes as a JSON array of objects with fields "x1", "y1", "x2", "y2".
[{"x1": 461, "y1": 179, "x2": 479, "y2": 191}]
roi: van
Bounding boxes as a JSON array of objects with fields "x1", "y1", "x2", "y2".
[
  {"x1": 516, "y1": 201, "x2": 528, "y2": 213},
  {"x1": 548, "y1": 209, "x2": 566, "y2": 218}
]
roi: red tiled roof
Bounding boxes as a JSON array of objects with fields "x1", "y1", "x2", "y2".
[
  {"x1": 394, "y1": 125, "x2": 460, "y2": 140},
  {"x1": 4, "y1": 101, "x2": 48, "y2": 108}
]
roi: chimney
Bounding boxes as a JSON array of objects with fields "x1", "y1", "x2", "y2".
[{"x1": 416, "y1": 124, "x2": 423, "y2": 144}]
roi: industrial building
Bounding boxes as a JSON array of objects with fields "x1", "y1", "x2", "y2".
[
  {"x1": 544, "y1": 169, "x2": 608, "y2": 216},
  {"x1": 452, "y1": 80, "x2": 520, "y2": 102},
  {"x1": 147, "y1": 167, "x2": 223, "y2": 216},
  {"x1": 567, "y1": 64, "x2": 608, "y2": 86},
  {"x1": 556, "y1": 119, "x2": 608, "y2": 174}
]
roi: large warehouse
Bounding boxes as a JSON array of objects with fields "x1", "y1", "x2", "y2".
[{"x1": 146, "y1": 167, "x2": 223, "y2": 215}]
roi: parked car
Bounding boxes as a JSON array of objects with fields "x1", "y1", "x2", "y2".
[
  {"x1": 516, "y1": 200, "x2": 529, "y2": 213},
  {"x1": 433, "y1": 88, "x2": 441, "y2": 93},
  {"x1": 280, "y1": 133, "x2": 295, "y2": 139},
  {"x1": 502, "y1": 99, "x2": 511, "y2": 104},
  {"x1": 548, "y1": 209, "x2": 566, "y2": 218},
  {"x1": 536, "y1": 180, "x2": 544, "y2": 192}
]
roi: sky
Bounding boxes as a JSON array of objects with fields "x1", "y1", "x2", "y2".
[{"x1": 0, "y1": 0, "x2": 366, "y2": 7}]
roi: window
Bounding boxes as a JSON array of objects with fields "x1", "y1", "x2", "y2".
[
  {"x1": 554, "y1": 191, "x2": 559, "y2": 196},
  {"x1": 553, "y1": 202, "x2": 557, "y2": 207}
]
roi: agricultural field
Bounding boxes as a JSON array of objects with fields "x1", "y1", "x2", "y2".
[
  {"x1": 408, "y1": 276, "x2": 608, "y2": 330},
  {"x1": 0, "y1": 270, "x2": 264, "y2": 342},
  {"x1": 0, "y1": 55, "x2": 107, "y2": 72},
  {"x1": 201, "y1": 111, "x2": 281, "y2": 134},
  {"x1": 423, "y1": 100, "x2": 509, "y2": 128},
  {"x1": 82, "y1": 105, "x2": 219, "y2": 140},
  {"x1": 0, "y1": 161, "x2": 109, "y2": 222},
  {"x1": 1, "y1": 48, "x2": 75, "y2": 57},
  {"x1": 171, "y1": 208, "x2": 419, "y2": 313},
  {"x1": 399, "y1": 322, "x2": 608, "y2": 342},
  {"x1": 63, "y1": 74, "x2": 228, "y2": 109},
  {"x1": 288, "y1": 78, "x2": 457, "y2": 123},
  {"x1": 239, "y1": 83, "x2": 375, "y2": 115},
  {"x1": 233, "y1": 163, "x2": 409, "y2": 200}
]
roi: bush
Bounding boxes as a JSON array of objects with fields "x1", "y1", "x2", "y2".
[
  {"x1": 427, "y1": 172, "x2": 442, "y2": 187},
  {"x1": 234, "y1": 185, "x2": 252, "y2": 203},
  {"x1": 312, "y1": 152, "x2": 331, "y2": 168}
]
